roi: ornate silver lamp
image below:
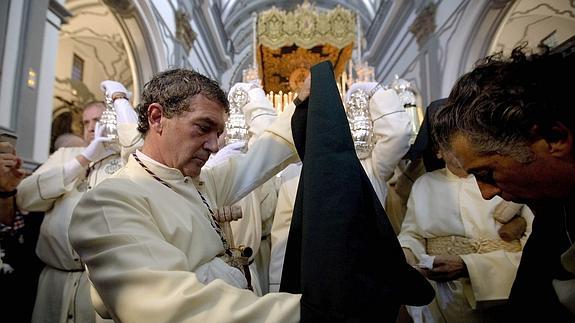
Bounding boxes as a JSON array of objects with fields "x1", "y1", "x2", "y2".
[
  {"x1": 345, "y1": 89, "x2": 374, "y2": 160},
  {"x1": 97, "y1": 96, "x2": 120, "y2": 152},
  {"x1": 225, "y1": 88, "x2": 249, "y2": 145}
]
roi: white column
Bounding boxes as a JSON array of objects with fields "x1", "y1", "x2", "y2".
[
  {"x1": 33, "y1": 9, "x2": 62, "y2": 161},
  {"x1": 0, "y1": 1, "x2": 25, "y2": 130}
]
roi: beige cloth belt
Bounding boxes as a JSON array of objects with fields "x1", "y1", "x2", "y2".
[{"x1": 426, "y1": 235, "x2": 522, "y2": 256}]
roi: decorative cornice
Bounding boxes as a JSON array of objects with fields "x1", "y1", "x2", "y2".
[
  {"x1": 409, "y1": 3, "x2": 437, "y2": 47},
  {"x1": 176, "y1": 10, "x2": 196, "y2": 53}
]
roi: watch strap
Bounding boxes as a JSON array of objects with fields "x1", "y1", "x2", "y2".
[{"x1": 0, "y1": 189, "x2": 17, "y2": 198}]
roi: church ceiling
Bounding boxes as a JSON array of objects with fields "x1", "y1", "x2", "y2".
[
  {"x1": 211, "y1": 0, "x2": 383, "y2": 91},
  {"x1": 217, "y1": 0, "x2": 384, "y2": 55}
]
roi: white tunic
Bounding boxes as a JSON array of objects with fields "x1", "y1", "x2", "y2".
[
  {"x1": 398, "y1": 168, "x2": 534, "y2": 322},
  {"x1": 17, "y1": 125, "x2": 140, "y2": 323},
  {"x1": 69, "y1": 104, "x2": 302, "y2": 322}
]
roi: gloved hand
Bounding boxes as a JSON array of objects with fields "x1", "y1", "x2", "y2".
[
  {"x1": 100, "y1": 80, "x2": 138, "y2": 124},
  {"x1": 229, "y1": 83, "x2": 275, "y2": 142},
  {"x1": 205, "y1": 141, "x2": 246, "y2": 168},
  {"x1": 100, "y1": 80, "x2": 132, "y2": 100},
  {"x1": 81, "y1": 123, "x2": 115, "y2": 162},
  {"x1": 344, "y1": 82, "x2": 379, "y2": 103},
  {"x1": 229, "y1": 82, "x2": 267, "y2": 104}
]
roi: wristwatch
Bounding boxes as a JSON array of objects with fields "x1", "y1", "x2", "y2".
[
  {"x1": 0, "y1": 189, "x2": 17, "y2": 198},
  {"x1": 293, "y1": 96, "x2": 303, "y2": 106}
]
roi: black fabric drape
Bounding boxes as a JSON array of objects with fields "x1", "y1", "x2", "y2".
[
  {"x1": 404, "y1": 98, "x2": 447, "y2": 172},
  {"x1": 281, "y1": 61, "x2": 434, "y2": 322}
]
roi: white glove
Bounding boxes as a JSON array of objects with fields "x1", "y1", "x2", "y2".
[
  {"x1": 229, "y1": 82, "x2": 274, "y2": 132},
  {"x1": 100, "y1": 80, "x2": 132, "y2": 100},
  {"x1": 81, "y1": 123, "x2": 115, "y2": 162},
  {"x1": 229, "y1": 81, "x2": 260, "y2": 94},
  {"x1": 205, "y1": 141, "x2": 246, "y2": 168},
  {"x1": 344, "y1": 82, "x2": 379, "y2": 103},
  {"x1": 100, "y1": 80, "x2": 138, "y2": 124},
  {"x1": 229, "y1": 82, "x2": 267, "y2": 103}
]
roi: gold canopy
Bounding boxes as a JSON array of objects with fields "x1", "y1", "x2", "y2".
[{"x1": 255, "y1": 3, "x2": 356, "y2": 94}]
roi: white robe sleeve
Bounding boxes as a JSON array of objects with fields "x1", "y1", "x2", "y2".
[
  {"x1": 16, "y1": 148, "x2": 82, "y2": 212},
  {"x1": 368, "y1": 88, "x2": 411, "y2": 182},
  {"x1": 206, "y1": 101, "x2": 298, "y2": 206},
  {"x1": 243, "y1": 87, "x2": 278, "y2": 148},
  {"x1": 115, "y1": 99, "x2": 143, "y2": 163}
]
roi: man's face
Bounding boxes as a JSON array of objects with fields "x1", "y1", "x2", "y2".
[
  {"x1": 160, "y1": 94, "x2": 226, "y2": 177},
  {"x1": 82, "y1": 104, "x2": 105, "y2": 143},
  {"x1": 450, "y1": 134, "x2": 569, "y2": 203}
]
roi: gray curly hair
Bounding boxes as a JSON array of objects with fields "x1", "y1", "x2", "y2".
[{"x1": 136, "y1": 68, "x2": 229, "y2": 135}]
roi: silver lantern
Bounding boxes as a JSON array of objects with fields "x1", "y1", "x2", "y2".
[
  {"x1": 345, "y1": 89, "x2": 374, "y2": 160},
  {"x1": 97, "y1": 96, "x2": 120, "y2": 152},
  {"x1": 225, "y1": 87, "x2": 249, "y2": 145}
]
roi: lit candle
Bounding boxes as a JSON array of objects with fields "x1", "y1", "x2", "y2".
[{"x1": 349, "y1": 60, "x2": 353, "y2": 83}]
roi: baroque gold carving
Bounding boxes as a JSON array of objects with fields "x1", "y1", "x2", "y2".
[
  {"x1": 176, "y1": 10, "x2": 196, "y2": 53},
  {"x1": 259, "y1": 43, "x2": 352, "y2": 93},
  {"x1": 257, "y1": 3, "x2": 356, "y2": 49},
  {"x1": 409, "y1": 3, "x2": 437, "y2": 47}
]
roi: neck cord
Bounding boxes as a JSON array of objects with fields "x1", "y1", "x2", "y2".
[
  {"x1": 132, "y1": 153, "x2": 231, "y2": 253},
  {"x1": 85, "y1": 155, "x2": 114, "y2": 177}
]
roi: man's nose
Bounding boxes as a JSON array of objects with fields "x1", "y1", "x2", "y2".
[
  {"x1": 88, "y1": 121, "x2": 97, "y2": 132},
  {"x1": 476, "y1": 181, "x2": 501, "y2": 200},
  {"x1": 204, "y1": 133, "x2": 220, "y2": 153}
]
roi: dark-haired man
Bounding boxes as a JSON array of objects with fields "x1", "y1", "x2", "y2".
[
  {"x1": 18, "y1": 82, "x2": 139, "y2": 323},
  {"x1": 70, "y1": 68, "x2": 303, "y2": 322},
  {"x1": 432, "y1": 46, "x2": 575, "y2": 321}
]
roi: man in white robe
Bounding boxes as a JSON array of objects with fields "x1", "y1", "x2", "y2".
[
  {"x1": 69, "y1": 68, "x2": 303, "y2": 322},
  {"x1": 398, "y1": 149, "x2": 534, "y2": 322},
  {"x1": 16, "y1": 81, "x2": 140, "y2": 323}
]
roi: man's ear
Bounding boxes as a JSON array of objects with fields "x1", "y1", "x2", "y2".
[
  {"x1": 147, "y1": 103, "x2": 164, "y2": 134},
  {"x1": 542, "y1": 122, "x2": 573, "y2": 158}
]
